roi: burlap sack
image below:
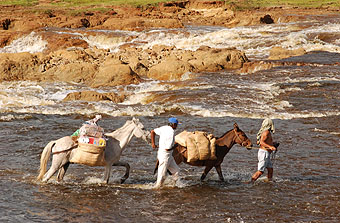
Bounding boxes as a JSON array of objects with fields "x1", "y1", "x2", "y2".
[
  {"x1": 175, "y1": 130, "x2": 190, "y2": 147},
  {"x1": 194, "y1": 131, "x2": 210, "y2": 160},
  {"x1": 184, "y1": 131, "x2": 217, "y2": 162},
  {"x1": 79, "y1": 124, "x2": 104, "y2": 138},
  {"x1": 209, "y1": 137, "x2": 217, "y2": 160},
  {"x1": 186, "y1": 133, "x2": 200, "y2": 162},
  {"x1": 70, "y1": 143, "x2": 105, "y2": 166}
]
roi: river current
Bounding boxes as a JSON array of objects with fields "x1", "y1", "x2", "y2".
[{"x1": 0, "y1": 12, "x2": 340, "y2": 222}]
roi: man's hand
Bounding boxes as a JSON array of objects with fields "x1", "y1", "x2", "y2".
[{"x1": 152, "y1": 143, "x2": 158, "y2": 150}]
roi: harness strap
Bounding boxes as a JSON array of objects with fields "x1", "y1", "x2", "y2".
[
  {"x1": 234, "y1": 129, "x2": 245, "y2": 146},
  {"x1": 52, "y1": 145, "x2": 78, "y2": 155}
]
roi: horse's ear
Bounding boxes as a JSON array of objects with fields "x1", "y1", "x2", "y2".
[{"x1": 233, "y1": 123, "x2": 239, "y2": 130}]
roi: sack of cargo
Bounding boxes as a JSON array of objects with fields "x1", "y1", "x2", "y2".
[
  {"x1": 176, "y1": 130, "x2": 216, "y2": 162},
  {"x1": 69, "y1": 137, "x2": 106, "y2": 166},
  {"x1": 175, "y1": 130, "x2": 190, "y2": 147},
  {"x1": 79, "y1": 124, "x2": 104, "y2": 138}
]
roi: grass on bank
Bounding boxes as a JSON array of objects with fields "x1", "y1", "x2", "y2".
[
  {"x1": 0, "y1": 0, "x2": 172, "y2": 7},
  {"x1": 0, "y1": 0, "x2": 339, "y2": 8}
]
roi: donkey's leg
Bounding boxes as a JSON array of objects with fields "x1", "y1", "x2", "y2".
[
  {"x1": 113, "y1": 161, "x2": 130, "y2": 184},
  {"x1": 42, "y1": 155, "x2": 63, "y2": 182},
  {"x1": 201, "y1": 165, "x2": 214, "y2": 181},
  {"x1": 103, "y1": 164, "x2": 112, "y2": 184},
  {"x1": 57, "y1": 162, "x2": 70, "y2": 182},
  {"x1": 42, "y1": 153, "x2": 68, "y2": 182},
  {"x1": 215, "y1": 165, "x2": 224, "y2": 181}
]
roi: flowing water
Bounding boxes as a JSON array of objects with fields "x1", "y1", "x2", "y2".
[{"x1": 1, "y1": 13, "x2": 340, "y2": 222}]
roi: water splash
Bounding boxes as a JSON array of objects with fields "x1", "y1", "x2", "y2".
[{"x1": 0, "y1": 32, "x2": 47, "y2": 53}]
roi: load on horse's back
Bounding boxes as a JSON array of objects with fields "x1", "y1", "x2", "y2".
[
  {"x1": 175, "y1": 130, "x2": 217, "y2": 162},
  {"x1": 154, "y1": 123, "x2": 252, "y2": 181},
  {"x1": 71, "y1": 115, "x2": 107, "y2": 166}
]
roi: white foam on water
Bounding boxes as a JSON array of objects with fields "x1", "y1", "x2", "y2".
[
  {"x1": 82, "y1": 34, "x2": 127, "y2": 51},
  {"x1": 127, "y1": 24, "x2": 295, "y2": 59},
  {"x1": 0, "y1": 81, "x2": 55, "y2": 110},
  {"x1": 0, "y1": 114, "x2": 33, "y2": 121},
  {"x1": 314, "y1": 128, "x2": 340, "y2": 136},
  {"x1": 83, "y1": 176, "x2": 105, "y2": 185},
  {"x1": 0, "y1": 76, "x2": 338, "y2": 120},
  {"x1": 0, "y1": 32, "x2": 47, "y2": 53}
]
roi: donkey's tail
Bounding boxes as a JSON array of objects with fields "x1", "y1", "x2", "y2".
[{"x1": 37, "y1": 141, "x2": 55, "y2": 181}]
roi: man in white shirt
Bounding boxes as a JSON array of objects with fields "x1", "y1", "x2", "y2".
[{"x1": 151, "y1": 117, "x2": 181, "y2": 188}]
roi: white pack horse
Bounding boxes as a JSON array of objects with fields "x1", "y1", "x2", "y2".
[{"x1": 37, "y1": 118, "x2": 150, "y2": 184}]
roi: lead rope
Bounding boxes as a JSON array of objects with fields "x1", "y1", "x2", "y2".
[
  {"x1": 271, "y1": 150, "x2": 277, "y2": 165},
  {"x1": 271, "y1": 142, "x2": 280, "y2": 165}
]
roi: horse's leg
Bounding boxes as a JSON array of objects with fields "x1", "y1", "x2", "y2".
[
  {"x1": 103, "y1": 164, "x2": 112, "y2": 184},
  {"x1": 215, "y1": 165, "x2": 224, "y2": 181},
  {"x1": 112, "y1": 161, "x2": 130, "y2": 184},
  {"x1": 42, "y1": 153, "x2": 68, "y2": 182},
  {"x1": 201, "y1": 165, "x2": 214, "y2": 181},
  {"x1": 42, "y1": 154, "x2": 63, "y2": 182},
  {"x1": 57, "y1": 162, "x2": 70, "y2": 182}
]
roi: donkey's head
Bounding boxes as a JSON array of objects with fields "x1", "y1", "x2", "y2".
[
  {"x1": 233, "y1": 123, "x2": 252, "y2": 149},
  {"x1": 131, "y1": 117, "x2": 151, "y2": 144}
]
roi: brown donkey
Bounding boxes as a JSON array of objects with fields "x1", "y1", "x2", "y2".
[{"x1": 154, "y1": 123, "x2": 252, "y2": 181}]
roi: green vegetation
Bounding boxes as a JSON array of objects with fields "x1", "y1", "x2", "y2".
[
  {"x1": 51, "y1": 0, "x2": 172, "y2": 7},
  {"x1": 0, "y1": 0, "x2": 172, "y2": 7},
  {"x1": 0, "y1": 0, "x2": 38, "y2": 6},
  {"x1": 0, "y1": 0, "x2": 339, "y2": 9}
]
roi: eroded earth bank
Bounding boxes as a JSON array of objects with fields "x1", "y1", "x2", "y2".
[{"x1": 0, "y1": 0, "x2": 339, "y2": 101}]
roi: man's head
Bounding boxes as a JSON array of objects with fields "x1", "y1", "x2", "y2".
[
  {"x1": 256, "y1": 118, "x2": 275, "y2": 143},
  {"x1": 261, "y1": 118, "x2": 275, "y2": 133},
  {"x1": 168, "y1": 117, "x2": 180, "y2": 129}
]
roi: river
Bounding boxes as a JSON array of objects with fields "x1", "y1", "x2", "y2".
[{"x1": 0, "y1": 12, "x2": 340, "y2": 222}]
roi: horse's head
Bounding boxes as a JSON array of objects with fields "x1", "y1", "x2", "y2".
[
  {"x1": 233, "y1": 123, "x2": 252, "y2": 149},
  {"x1": 131, "y1": 117, "x2": 151, "y2": 144}
]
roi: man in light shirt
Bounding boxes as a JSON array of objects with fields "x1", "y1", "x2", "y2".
[{"x1": 151, "y1": 117, "x2": 181, "y2": 188}]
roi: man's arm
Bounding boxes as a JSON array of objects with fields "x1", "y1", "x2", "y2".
[{"x1": 150, "y1": 130, "x2": 158, "y2": 150}]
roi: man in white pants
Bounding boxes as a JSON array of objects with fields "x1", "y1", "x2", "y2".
[{"x1": 151, "y1": 117, "x2": 181, "y2": 188}]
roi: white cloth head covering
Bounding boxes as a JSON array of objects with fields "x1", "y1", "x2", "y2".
[
  {"x1": 86, "y1": 114, "x2": 102, "y2": 125},
  {"x1": 256, "y1": 118, "x2": 275, "y2": 142},
  {"x1": 94, "y1": 114, "x2": 102, "y2": 122}
]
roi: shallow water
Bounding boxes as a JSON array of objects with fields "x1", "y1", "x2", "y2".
[
  {"x1": 1, "y1": 12, "x2": 340, "y2": 223},
  {"x1": 1, "y1": 115, "x2": 340, "y2": 222}
]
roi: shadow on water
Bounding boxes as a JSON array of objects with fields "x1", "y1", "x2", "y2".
[
  {"x1": 281, "y1": 51, "x2": 340, "y2": 64},
  {"x1": 287, "y1": 175, "x2": 340, "y2": 182}
]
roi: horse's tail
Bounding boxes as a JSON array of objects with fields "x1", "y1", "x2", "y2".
[{"x1": 37, "y1": 141, "x2": 55, "y2": 181}]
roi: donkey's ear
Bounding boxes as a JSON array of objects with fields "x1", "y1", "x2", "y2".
[{"x1": 233, "y1": 123, "x2": 239, "y2": 130}]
